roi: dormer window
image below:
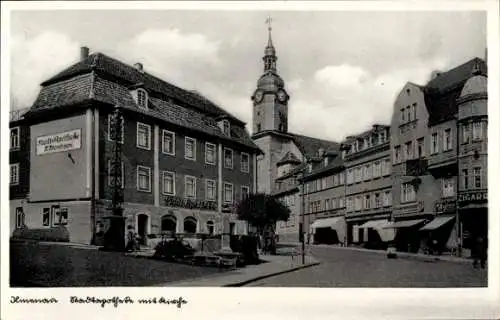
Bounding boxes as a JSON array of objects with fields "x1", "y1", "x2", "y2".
[
  {"x1": 222, "y1": 120, "x2": 230, "y2": 136},
  {"x1": 137, "y1": 89, "x2": 148, "y2": 109}
]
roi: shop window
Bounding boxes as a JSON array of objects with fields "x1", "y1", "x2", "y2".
[
  {"x1": 161, "y1": 215, "x2": 176, "y2": 232},
  {"x1": 184, "y1": 217, "x2": 197, "y2": 234},
  {"x1": 52, "y1": 206, "x2": 68, "y2": 226},
  {"x1": 42, "y1": 208, "x2": 50, "y2": 226}
]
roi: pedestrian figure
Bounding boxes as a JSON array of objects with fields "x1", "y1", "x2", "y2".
[
  {"x1": 125, "y1": 225, "x2": 137, "y2": 252},
  {"x1": 472, "y1": 236, "x2": 487, "y2": 269}
]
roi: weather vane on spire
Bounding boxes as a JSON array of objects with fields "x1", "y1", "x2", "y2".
[{"x1": 266, "y1": 15, "x2": 272, "y2": 32}]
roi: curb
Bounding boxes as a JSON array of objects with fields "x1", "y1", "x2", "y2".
[{"x1": 224, "y1": 260, "x2": 321, "y2": 287}]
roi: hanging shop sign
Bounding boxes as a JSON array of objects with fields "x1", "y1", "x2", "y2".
[
  {"x1": 458, "y1": 191, "x2": 487, "y2": 206},
  {"x1": 163, "y1": 195, "x2": 217, "y2": 211},
  {"x1": 36, "y1": 129, "x2": 81, "y2": 155}
]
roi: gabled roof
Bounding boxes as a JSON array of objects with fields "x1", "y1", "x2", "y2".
[
  {"x1": 302, "y1": 155, "x2": 344, "y2": 181},
  {"x1": 29, "y1": 53, "x2": 260, "y2": 152},
  {"x1": 40, "y1": 52, "x2": 245, "y2": 125},
  {"x1": 288, "y1": 132, "x2": 340, "y2": 159},
  {"x1": 424, "y1": 57, "x2": 487, "y2": 126},
  {"x1": 277, "y1": 151, "x2": 302, "y2": 166}
]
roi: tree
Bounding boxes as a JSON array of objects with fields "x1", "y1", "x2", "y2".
[{"x1": 235, "y1": 193, "x2": 291, "y2": 237}]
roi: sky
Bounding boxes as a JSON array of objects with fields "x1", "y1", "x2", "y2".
[{"x1": 9, "y1": 9, "x2": 486, "y2": 141}]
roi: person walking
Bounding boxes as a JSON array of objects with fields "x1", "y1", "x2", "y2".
[
  {"x1": 472, "y1": 236, "x2": 487, "y2": 269},
  {"x1": 125, "y1": 225, "x2": 137, "y2": 252}
]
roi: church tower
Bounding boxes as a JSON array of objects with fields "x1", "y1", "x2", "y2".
[{"x1": 251, "y1": 17, "x2": 289, "y2": 135}]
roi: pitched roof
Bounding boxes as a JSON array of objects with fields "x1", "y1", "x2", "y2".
[
  {"x1": 288, "y1": 132, "x2": 340, "y2": 159},
  {"x1": 277, "y1": 151, "x2": 302, "y2": 166},
  {"x1": 40, "y1": 52, "x2": 244, "y2": 125},
  {"x1": 424, "y1": 57, "x2": 487, "y2": 126},
  {"x1": 302, "y1": 155, "x2": 345, "y2": 181},
  {"x1": 29, "y1": 53, "x2": 260, "y2": 151}
]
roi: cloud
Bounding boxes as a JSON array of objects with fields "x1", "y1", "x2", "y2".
[{"x1": 10, "y1": 31, "x2": 80, "y2": 109}]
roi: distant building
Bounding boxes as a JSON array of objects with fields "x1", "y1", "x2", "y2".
[
  {"x1": 390, "y1": 57, "x2": 487, "y2": 255},
  {"x1": 9, "y1": 47, "x2": 261, "y2": 245},
  {"x1": 341, "y1": 125, "x2": 393, "y2": 248}
]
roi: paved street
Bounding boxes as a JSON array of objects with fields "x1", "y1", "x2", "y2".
[{"x1": 247, "y1": 245, "x2": 487, "y2": 287}]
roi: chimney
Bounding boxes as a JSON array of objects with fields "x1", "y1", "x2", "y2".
[
  {"x1": 134, "y1": 62, "x2": 144, "y2": 72},
  {"x1": 80, "y1": 46, "x2": 89, "y2": 61}
]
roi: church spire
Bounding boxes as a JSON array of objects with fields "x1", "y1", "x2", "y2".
[{"x1": 263, "y1": 15, "x2": 277, "y2": 72}]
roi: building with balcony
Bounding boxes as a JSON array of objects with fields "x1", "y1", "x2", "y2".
[
  {"x1": 341, "y1": 124, "x2": 393, "y2": 249},
  {"x1": 390, "y1": 57, "x2": 487, "y2": 255},
  {"x1": 9, "y1": 47, "x2": 261, "y2": 245}
]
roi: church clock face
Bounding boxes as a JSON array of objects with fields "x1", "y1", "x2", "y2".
[
  {"x1": 277, "y1": 90, "x2": 287, "y2": 102},
  {"x1": 254, "y1": 90, "x2": 264, "y2": 103}
]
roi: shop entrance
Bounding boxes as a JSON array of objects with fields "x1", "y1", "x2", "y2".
[{"x1": 137, "y1": 214, "x2": 149, "y2": 245}]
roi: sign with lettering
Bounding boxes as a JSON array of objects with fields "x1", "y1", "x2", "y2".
[
  {"x1": 435, "y1": 200, "x2": 456, "y2": 213},
  {"x1": 36, "y1": 129, "x2": 82, "y2": 155},
  {"x1": 458, "y1": 191, "x2": 487, "y2": 205},
  {"x1": 164, "y1": 195, "x2": 217, "y2": 211}
]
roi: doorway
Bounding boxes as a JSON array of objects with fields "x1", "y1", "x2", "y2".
[{"x1": 137, "y1": 214, "x2": 149, "y2": 245}]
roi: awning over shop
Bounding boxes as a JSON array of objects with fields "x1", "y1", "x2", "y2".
[
  {"x1": 311, "y1": 217, "x2": 346, "y2": 243},
  {"x1": 359, "y1": 219, "x2": 395, "y2": 242},
  {"x1": 420, "y1": 216, "x2": 455, "y2": 231},
  {"x1": 383, "y1": 219, "x2": 425, "y2": 229}
]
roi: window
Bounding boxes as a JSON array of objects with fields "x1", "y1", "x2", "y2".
[
  {"x1": 462, "y1": 169, "x2": 469, "y2": 190},
  {"x1": 185, "y1": 137, "x2": 196, "y2": 160},
  {"x1": 162, "y1": 171, "x2": 175, "y2": 195},
  {"x1": 462, "y1": 123, "x2": 471, "y2": 144},
  {"x1": 316, "y1": 179, "x2": 321, "y2": 191},
  {"x1": 224, "y1": 182, "x2": 234, "y2": 203},
  {"x1": 373, "y1": 161, "x2": 381, "y2": 178},
  {"x1": 137, "y1": 166, "x2": 151, "y2": 192},
  {"x1": 379, "y1": 130, "x2": 387, "y2": 143},
  {"x1": 205, "y1": 179, "x2": 216, "y2": 201},
  {"x1": 364, "y1": 195, "x2": 371, "y2": 209},
  {"x1": 374, "y1": 193, "x2": 381, "y2": 208},
  {"x1": 405, "y1": 141, "x2": 413, "y2": 160},
  {"x1": 472, "y1": 121, "x2": 483, "y2": 140},
  {"x1": 205, "y1": 143, "x2": 216, "y2": 165},
  {"x1": 364, "y1": 164, "x2": 372, "y2": 180},
  {"x1": 137, "y1": 89, "x2": 148, "y2": 109},
  {"x1": 339, "y1": 197, "x2": 344, "y2": 208},
  {"x1": 224, "y1": 148, "x2": 233, "y2": 169},
  {"x1": 401, "y1": 183, "x2": 416, "y2": 203},
  {"x1": 241, "y1": 152, "x2": 250, "y2": 173},
  {"x1": 53, "y1": 207, "x2": 69, "y2": 226},
  {"x1": 10, "y1": 163, "x2": 19, "y2": 185},
  {"x1": 444, "y1": 129, "x2": 452, "y2": 151},
  {"x1": 346, "y1": 197, "x2": 353, "y2": 211},
  {"x1": 222, "y1": 120, "x2": 230, "y2": 136},
  {"x1": 406, "y1": 106, "x2": 411, "y2": 122},
  {"x1": 442, "y1": 178, "x2": 455, "y2": 198},
  {"x1": 136, "y1": 122, "x2": 151, "y2": 150},
  {"x1": 473, "y1": 167, "x2": 482, "y2": 188},
  {"x1": 42, "y1": 208, "x2": 50, "y2": 226},
  {"x1": 10, "y1": 127, "x2": 20, "y2": 150},
  {"x1": 107, "y1": 114, "x2": 124, "y2": 143},
  {"x1": 331, "y1": 198, "x2": 337, "y2": 209},
  {"x1": 431, "y1": 133, "x2": 439, "y2": 154},
  {"x1": 322, "y1": 178, "x2": 327, "y2": 190},
  {"x1": 394, "y1": 146, "x2": 401, "y2": 163},
  {"x1": 412, "y1": 103, "x2": 417, "y2": 120},
  {"x1": 241, "y1": 186, "x2": 250, "y2": 199},
  {"x1": 325, "y1": 199, "x2": 330, "y2": 210},
  {"x1": 339, "y1": 172, "x2": 345, "y2": 185},
  {"x1": 162, "y1": 130, "x2": 175, "y2": 155},
  {"x1": 382, "y1": 159, "x2": 391, "y2": 176},
  {"x1": 354, "y1": 196, "x2": 362, "y2": 211},
  {"x1": 347, "y1": 169, "x2": 354, "y2": 184},
  {"x1": 355, "y1": 167, "x2": 363, "y2": 183},
  {"x1": 401, "y1": 108, "x2": 405, "y2": 122},
  {"x1": 107, "y1": 160, "x2": 124, "y2": 188},
  {"x1": 185, "y1": 176, "x2": 197, "y2": 199},
  {"x1": 383, "y1": 191, "x2": 391, "y2": 207},
  {"x1": 417, "y1": 138, "x2": 424, "y2": 158},
  {"x1": 15, "y1": 207, "x2": 24, "y2": 228},
  {"x1": 333, "y1": 174, "x2": 339, "y2": 186}
]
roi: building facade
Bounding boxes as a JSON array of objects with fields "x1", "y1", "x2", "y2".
[
  {"x1": 390, "y1": 57, "x2": 487, "y2": 255},
  {"x1": 9, "y1": 47, "x2": 261, "y2": 245},
  {"x1": 342, "y1": 125, "x2": 393, "y2": 249}
]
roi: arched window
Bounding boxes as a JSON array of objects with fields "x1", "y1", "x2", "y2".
[
  {"x1": 161, "y1": 215, "x2": 176, "y2": 233},
  {"x1": 137, "y1": 89, "x2": 148, "y2": 109},
  {"x1": 206, "y1": 221, "x2": 215, "y2": 235},
  {"x1": 184, "y1": 217, "x2": 197, "y2": 234}
]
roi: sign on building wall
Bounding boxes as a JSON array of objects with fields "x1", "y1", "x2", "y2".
[
  {"x1": 458, "y1": 191, "x2": 487, "y2": 206},
  {"x1": 36, "y1": 129, "x2": 82, "y2": 155}
]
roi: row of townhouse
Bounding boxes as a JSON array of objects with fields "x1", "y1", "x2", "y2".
[
  {"x1": 274, "y1": 56, "x2": 488, "y2": 257},
  {"x1": 9, "y1": 47, "x2": 261, "y2": 246}
]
